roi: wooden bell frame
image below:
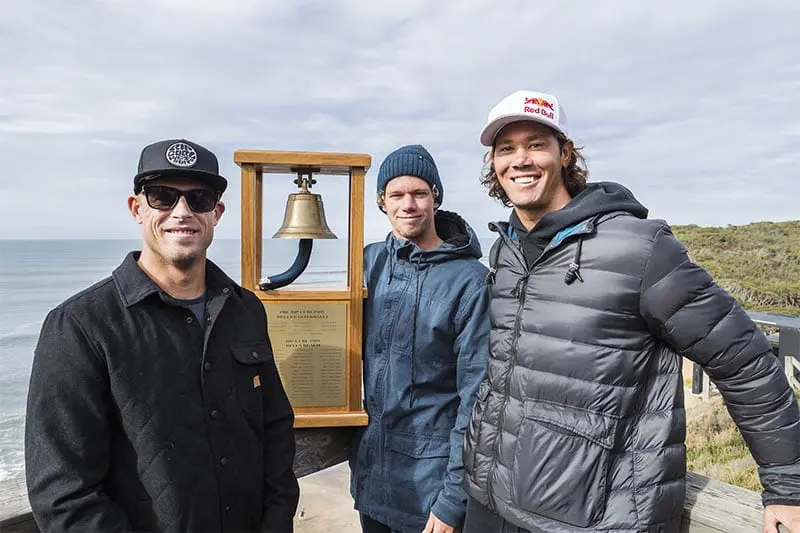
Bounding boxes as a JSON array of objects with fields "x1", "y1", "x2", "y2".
[{"x1": 234, "y1": 150, "x2": 370, "y2": 428}]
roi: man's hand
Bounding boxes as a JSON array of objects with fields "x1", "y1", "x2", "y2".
[
  {"x1": 764, "y1": 505, "x2": 800, "y2": 533},
  {"x1": 421, "y1": 512, "x2": 458, "y2": 533}
]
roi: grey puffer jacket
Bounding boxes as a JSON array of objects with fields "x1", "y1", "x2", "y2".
[{"x1": 463, "y1": 187, "x2": 800, "y2": 533}]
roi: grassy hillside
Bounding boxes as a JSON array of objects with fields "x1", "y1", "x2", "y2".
[{"x1": 673, "y1": 220, "x2": 800, "y2": 317}]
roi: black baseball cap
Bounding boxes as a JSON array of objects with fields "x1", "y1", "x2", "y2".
[{"x1": 133, "y1": 139, "x2": 228, "y2": 194}]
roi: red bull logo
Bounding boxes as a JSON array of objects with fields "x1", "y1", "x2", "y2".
[
  {"x1": 524, "y1": 96, "x2": 555, "y2": 111},
  {"x1": 522, "y1": 96, "x2": 556, "y2": 120},
  {"x1": 523, "y1": 96, "x2": 555, "y2": 119}
]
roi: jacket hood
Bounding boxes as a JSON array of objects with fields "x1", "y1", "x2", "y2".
[
  {"x1": 386, "y1": 210, "x2": 483, "y2": 263},
  {"x1": 565, "y1": 180, "x2": 648, "y2": 221}
]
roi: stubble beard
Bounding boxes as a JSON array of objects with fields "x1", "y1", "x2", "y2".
[
  {"x1": 396, "y1": 217, "x2": 430, "y2": 242},
  {"x1": 170, "y1": 251, "x2": 202, "y2": 271},
  {"x1": 155, "y1": 234, "x2": 212, "y2": 272}
]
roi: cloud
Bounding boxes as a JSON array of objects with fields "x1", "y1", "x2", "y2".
[{"x1": 1, "y1": 0, "x2": 798, "y2": 240}]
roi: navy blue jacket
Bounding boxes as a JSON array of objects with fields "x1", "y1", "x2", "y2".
[{"x1": 349, "y1": 211, "x2": 490, "y2": 532}]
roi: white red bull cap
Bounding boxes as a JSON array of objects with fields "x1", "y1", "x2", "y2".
[{"x1": 480, "y1": 90, "x2": 568, "y2": 146}]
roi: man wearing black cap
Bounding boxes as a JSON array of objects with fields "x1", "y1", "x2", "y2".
[
  {"x1": 349, "y1": 144, "x2": 490, "y2": 533},
  {"x1": 25, "y1": 139, "x2": 299, "y2": 532}
]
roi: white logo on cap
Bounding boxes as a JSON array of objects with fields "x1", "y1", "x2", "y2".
[{"x1": 165, "y1": 142, "x2": 198, "y2": 168}]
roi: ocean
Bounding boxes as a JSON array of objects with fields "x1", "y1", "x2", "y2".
[{"x1": 0, "y1": 237, "x2": 494, "y2": 484}]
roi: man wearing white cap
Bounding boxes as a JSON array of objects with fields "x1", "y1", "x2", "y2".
[{"x1": 461, "y1": 90, "x2": 800, "y2": 533}]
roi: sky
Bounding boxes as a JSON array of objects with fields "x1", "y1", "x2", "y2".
[{"x1": 1, "y1": 1, "x2": 798, "y2": 242}]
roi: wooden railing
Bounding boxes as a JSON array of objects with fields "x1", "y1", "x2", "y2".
[
  {"x1": 0, "y1": 466, "x2": 790, "y2": 532},
  {"x1": 0, "y1": 476, "x2": 31, "y2": 533},
  {"x1": 748, "y1": 311, "x2": 800, "y2": 391}
]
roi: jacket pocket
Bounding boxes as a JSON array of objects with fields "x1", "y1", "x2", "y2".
[
  {"x1": 511, "y1": 398, "x2": 617, "y2": 528},
  {"x1": 385, "y1": 431, "x2": 450, "y2": 520},
  {"x1": 464, "y1": 380, "x2": 490, "y2": 475},
  {"x1": 231, "y1": 342, "x2": 273, "y2": 415}
]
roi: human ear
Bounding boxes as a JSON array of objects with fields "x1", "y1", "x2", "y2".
[
  {"x1": 561, "y1": 140, "x2": 574, "y2": 167},
  {"x1": 128, "y1": 195, "x2": 144, "y2": 224},
  {"x1": 213, "y1": 201, "x2": 226, "y2": 226}
]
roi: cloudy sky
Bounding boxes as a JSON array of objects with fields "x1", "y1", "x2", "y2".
[{"x1": 1, "y1": 1, "x2": 798, "y2": 242}]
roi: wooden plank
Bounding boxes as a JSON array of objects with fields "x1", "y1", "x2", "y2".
[
  {"x1": 788, "y1": 354, "x2": 800, "y2": 390},
  {"x1": 0, "y1": 477, "x2": 35, "y2": 531},
  {"x1": 255, "y1": 289, "x2": 364, "y2": 301},
  {"x1": 256, "y1": 290, "x2": 352, "y2": 301},
  {"x1": 295, "y1": 406, "x2": 348, "y2": 414},
  {"x1": 348, "y1": 167, "x2": 366, "y2": 415},
  {"x1": 255, "y1": 168, "x2": 263, "y2": 285},
  {"x1": 240, "y1": 163, "x2": 257, "y2": 291},
  {"x1": 233, "y1": 150, "x2": 371, "y2": 173},
  {"x1": 681, "y1": 471, "x2": 788, "y2": 533},
  {"x1": 0, "y1": 513, "x2": 37, "y2": 533},
  {"x1": 295, "y1": 412, "x2": 369, "y2": 428},
  {"x1": 747, "y1": 311, "x2": 800, "y2": 330}
]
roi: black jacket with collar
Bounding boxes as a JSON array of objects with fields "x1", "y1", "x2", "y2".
[{"x1": 25, "y1": 252, "x2": 299, "y2": 532}]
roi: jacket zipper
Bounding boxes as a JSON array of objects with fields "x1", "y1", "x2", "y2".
[
  {"x1": 485, "y1": 229, "x2": 528, "y2": 512},
  {"x1": 484, "y1": 221, "x2": 595, "y2": 512}
]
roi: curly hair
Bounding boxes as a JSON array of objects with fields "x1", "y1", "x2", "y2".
[{"x1": 479, "y1": 131, "x2": 589, "y2": 207}]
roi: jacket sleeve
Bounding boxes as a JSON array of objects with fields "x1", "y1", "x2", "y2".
[
  {"x1": 639, "y1": 224, "x2": 800, "y2": 507},
  {"x1": 25, "y1": 308, "x2": 132, "y2": 532},
  {"x1": 258, "y1": 304, "x2": 300, "y2": 532},
  {"x1": 430, "y1": 283, "x2": 491, "y2": 527}
]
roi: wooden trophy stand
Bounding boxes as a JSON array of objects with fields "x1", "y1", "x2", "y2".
[{"x1": 234, "y1": 149, "x2": 370, "y2": 476}]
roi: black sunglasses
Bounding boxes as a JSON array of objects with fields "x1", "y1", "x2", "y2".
[{"x1": 142, "y1": 185, "x2": 220, "y2": 213}]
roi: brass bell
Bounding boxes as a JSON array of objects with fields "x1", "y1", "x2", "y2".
[{"x1": 272, "y1": 171, "x2": 337, "y2": 239}]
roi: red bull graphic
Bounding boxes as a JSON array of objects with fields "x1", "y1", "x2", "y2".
[{"x1": 523, "y1": 96, "x2": 555, "y2": 119}]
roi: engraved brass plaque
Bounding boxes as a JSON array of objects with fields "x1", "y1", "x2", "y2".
[{"x1": 263, "y1": 302, "x2": 347, "y2": 408}]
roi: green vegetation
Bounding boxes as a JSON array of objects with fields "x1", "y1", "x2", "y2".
[
  {"x1": 686, "y1": 395, "x2": 760, "y2": 491},
  {"x1": 673, "y1": 220, "x2": 800, "y2": 317}
]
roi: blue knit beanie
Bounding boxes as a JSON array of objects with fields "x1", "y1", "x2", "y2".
[{"x1": 376, "y1": 144, "x2": 443, "y2": 210}]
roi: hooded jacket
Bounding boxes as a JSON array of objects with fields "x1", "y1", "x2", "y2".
[
  {"x1": 463, "y1": 182, "x2": 800, "y2": 532},
  {"x1": 350, "y1": 211, "x2": 490, "y2": 532}
]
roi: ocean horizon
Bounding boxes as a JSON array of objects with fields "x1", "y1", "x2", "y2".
[{"x1": 0, "y1": 236, "x2": 495, "y2": 483}]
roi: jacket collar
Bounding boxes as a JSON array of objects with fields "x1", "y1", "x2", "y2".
[
  {"x1": 491, "y1": 216, "x2": 596, "y2": 249},
  {"x1": 112, "y1": 251, "x2": 240, "y2": 308},
  {"x1": 546, "y1": 217, "x2": 596, "y2": 251}
]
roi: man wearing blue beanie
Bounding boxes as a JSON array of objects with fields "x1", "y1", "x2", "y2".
[{"x1": 349, "y1": 144, "x2": 490, "y2": 533}]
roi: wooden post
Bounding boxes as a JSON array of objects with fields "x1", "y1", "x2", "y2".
[
  {"x1": 348, "y1": 166, "x2": 366, "y2": 413},
  {"x1": 779, "y1": 327, "x2": 800, "y2": 390},
  {"x1": 692, "y1": 362, "x2": 704, "y2": 395},
  {"x1": 240, "y1": 163, "x2": 257, "y2": 291},
  {"x1": 255, "y1": 167, "x2": 263, "y2": 285}
]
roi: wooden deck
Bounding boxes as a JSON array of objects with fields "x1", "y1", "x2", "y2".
[{"x1": 0, "y1": 463, "x2": 788, "y2": 532}]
